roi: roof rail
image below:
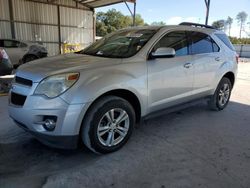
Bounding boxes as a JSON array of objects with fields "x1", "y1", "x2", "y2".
[{"x1": 179, "y1": 22, "x2": 216, "y2": 29}]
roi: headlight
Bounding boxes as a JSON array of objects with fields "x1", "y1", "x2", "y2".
[{"x1": 34, "y1": 73, "x2": 79, "y2": 98}]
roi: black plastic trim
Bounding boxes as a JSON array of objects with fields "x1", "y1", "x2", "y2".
[
  {"x1": 179, "y1": 22, "x2": 216, "y2": 29},
  {"x1": 15, "y1": 76, "x2": 33, "y2": 86},
  {"x1": 13, "y1": 120, "x2": 79, "y2": 149}
]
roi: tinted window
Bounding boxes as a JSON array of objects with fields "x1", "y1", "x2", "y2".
[
  {"x1": 215, "y1": 33, "x2": 235, "y2": 51},
  {"x1": 189, "y1": 32, "x2": 215, "y2": 54},
  {"x1": 3, "y1": 40, "x2": 20, "y2": 48},
  {"x1": 153, "y1": 31, "x2": 189, "y2": 56},
  {"x1": 0, "y1": 40, "x2": 3, "y2": 47}
]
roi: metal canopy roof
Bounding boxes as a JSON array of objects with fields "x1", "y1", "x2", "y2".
[{"x1": 74, "y1": 0, "x2": 135, "y2": 8}]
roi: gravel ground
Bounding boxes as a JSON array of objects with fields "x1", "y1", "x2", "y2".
[{"x1": 0, "y1": 63, "x2": 250, "y2": 188}]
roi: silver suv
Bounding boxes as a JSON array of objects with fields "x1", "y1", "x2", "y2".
[{"x1": 8, "y1": 23, "x2": 238, "y2": 154}]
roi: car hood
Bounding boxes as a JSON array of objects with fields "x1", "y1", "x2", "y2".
[{"x1": 16, "y1": 53, "x2": 122, "y2": 82}]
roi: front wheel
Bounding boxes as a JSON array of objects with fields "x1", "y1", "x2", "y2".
[
  {"x1": 81, "y1": 96, "x2": 135, "y2": 154},
  {"x1": 208, "y1": 77, "x2": 232, "y2": 111}
]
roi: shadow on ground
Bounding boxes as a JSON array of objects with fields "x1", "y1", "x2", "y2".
[{"x1": 1, "y1": 100, "x2": 250, "y2": 188}]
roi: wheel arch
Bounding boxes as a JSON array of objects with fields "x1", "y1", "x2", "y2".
[
  {"x1": 22, "y1": 53, "x2": 38, "y2": 62},
  {"x1": 85, "y1": 89, "x2": 142, "y2": 124},
  {"x1": 222, "y1": 72, "x2": 235, "y2": 87}
]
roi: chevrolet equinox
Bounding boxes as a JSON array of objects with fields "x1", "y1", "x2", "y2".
[{"x1": 9, "y1": 23, "x2": 238, "y2": 154}]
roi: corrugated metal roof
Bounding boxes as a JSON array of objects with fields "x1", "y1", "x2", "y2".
[
  {"x1": 24, "y1": 0, "x2": 135, "y2": 10},
  {"x1": 73, "y1": 0, "x2": 135, "y2": 8}
]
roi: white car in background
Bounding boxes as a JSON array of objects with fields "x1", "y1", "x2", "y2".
[{"x1": 0, "y1": 39, "x2": 48, "y2": 67}]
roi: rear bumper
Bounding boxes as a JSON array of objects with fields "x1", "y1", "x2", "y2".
[
  {"x1": 14, "y1": 120, "x2": 79, "y2": 149},
  {"x1": 0, "y1": 59, "x2": 13, "y2": 76}
]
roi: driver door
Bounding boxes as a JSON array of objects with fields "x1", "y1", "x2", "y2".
[{"x1": 147, "y1": 31, "x2": 194, "y2": 113}]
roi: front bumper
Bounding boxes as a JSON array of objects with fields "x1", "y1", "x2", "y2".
[
  {"x1": 14, "y1": 120, "x2": 79, "y2": 149},
  {"x1": 8, "y1": 88, "x2": 89, "y2": 149}
]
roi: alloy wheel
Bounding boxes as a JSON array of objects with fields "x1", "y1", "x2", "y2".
[
  {"x1": 218, "y1": 83, "x2": 230, "y2": 106},
  {"x1": 97, "y1": 108, "x2": 130, "y2": 147}
]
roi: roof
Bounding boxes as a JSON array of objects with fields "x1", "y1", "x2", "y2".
[
  {"x1": 116, "y1": 25, "x2": 220, "y2": 36},
  {"x1": 74, "y1": 0, "x2": 136, "y2": 8}
]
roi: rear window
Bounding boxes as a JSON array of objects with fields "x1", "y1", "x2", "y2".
[
  {"x1": 215, "y1": 33, "x2": 235, "y2": 51},
  {"x1": 3, "y1": 40, "x2": 20, "y2": 48}
]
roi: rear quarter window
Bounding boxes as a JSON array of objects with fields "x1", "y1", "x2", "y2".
[{"x1": 215, "y1": 33, "x2": 235, "y2": 51}]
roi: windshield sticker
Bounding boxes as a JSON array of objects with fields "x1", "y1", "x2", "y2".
[{"x1": 96, "y1": 51, "x2": 104, "y2": 55}]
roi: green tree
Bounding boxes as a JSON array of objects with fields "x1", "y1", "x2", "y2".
[
  {"x1": 236, "y1": 11, "x2": 248, "y2": 38},
  {"x1": 229, "y1": 36, "x2": 250, "y2": 44},
  {"x1": 96, "y1": 21, "x2": 108, "y2": 37},
  {"x1": 151, "y1": 21, "x2": 166, "y2": 26},
  {"x1": 212, "y1": 20, "x2": 226, "y2": 30},
  {"x1": 134, "y1": 14, "x2": 145, "y2": 26},
  {"x1": 96, "y1": 9, "x2": 145, "y2": 36},
  {"x1": 226, "y1": 16, "x2": 233, "y2": 36}
]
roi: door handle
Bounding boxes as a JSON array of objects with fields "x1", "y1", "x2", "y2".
[
  {"x1": 215, "y1": 57, "x2": 221, "y2": 61},
  {"x1": 183, "y1": 63, "x2": 192, "y2": 69}
]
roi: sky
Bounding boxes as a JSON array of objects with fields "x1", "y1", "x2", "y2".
[{"x1": 96, "y1": 0, "x2": 250, "y2": 37}]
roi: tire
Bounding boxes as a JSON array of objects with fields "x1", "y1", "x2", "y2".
[
  {"x1": 208, "y1": 77, "x2": 232, "y2": 111},
  {"x1": 23, "y1": 55, "x2": 37, "y2": 63},
  {"x1": 81, "y1": 96, "x2": 135, "y2": 154}
]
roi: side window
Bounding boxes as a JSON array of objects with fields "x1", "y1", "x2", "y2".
[
  {"x1": 20, "y1": 42, "x2": 28, "y2": 48},
  {"x1": 215, "y1": 33, "x2": 235, "y2": 51},
  {"x1": 189, "y1": 32, "x2": 214, "y2": 54},
  {"x1": 153, "y1": 31, "x2": 189, "y2": 56},
  {"x1": 0, "y1": 40, "x2": 3, "y2": 47},
  {"x1": 3, "y1": 40, "x2": 20, "y2": 48}
]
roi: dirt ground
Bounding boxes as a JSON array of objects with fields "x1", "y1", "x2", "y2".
[{"x1": 0, "y1": 62, "x2": 250, "y2": 188}]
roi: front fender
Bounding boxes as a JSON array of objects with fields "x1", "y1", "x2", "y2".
[{"x1": 60, "y1": 65, "x2": 147, "y2": 115}]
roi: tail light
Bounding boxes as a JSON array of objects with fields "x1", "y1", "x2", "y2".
[
  {"x1": 0, "y1": 48, "x2": 9, "y2": 60},
  {"x1": 0, "y1": 49, "x2": 3, "y2": 59},
  {"x1": 236, "y1": 54, "x2": 239, "y2": 64}
]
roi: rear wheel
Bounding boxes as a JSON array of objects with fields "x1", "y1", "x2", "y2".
[
  {"x1": 208, "y1": 77, "x2": 232, "y2": 111},
  {"x1": 81, "y1": 96, "x2": 135, "y2": 154}
]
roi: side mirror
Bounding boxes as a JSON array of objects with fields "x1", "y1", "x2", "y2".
[{"x1": 151, "y1": 47, "x2": 175, "y2": 58}]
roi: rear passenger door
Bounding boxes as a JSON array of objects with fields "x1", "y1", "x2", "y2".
[{"x1": 188, "y1": 31, "x2": 221, "y2": 96}]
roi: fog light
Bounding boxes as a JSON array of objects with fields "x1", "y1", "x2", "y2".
[{"x1": 43, "y1": 119, "x2": 56, "y2": 131}]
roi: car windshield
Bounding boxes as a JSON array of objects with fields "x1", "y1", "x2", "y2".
[{"x1": 80, "y1": 28, "x2": 158, "y2": 58}]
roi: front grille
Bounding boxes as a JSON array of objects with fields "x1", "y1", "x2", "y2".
[
  {"x1": 15, "y1": 76, "x2": 33, "y2": 87},
  {"x1": 11, "y1": 92, "x2": 27, "y2": 106}
]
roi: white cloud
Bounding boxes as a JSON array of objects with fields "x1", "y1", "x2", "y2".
[
  {"x1": 184, "y1": 17, "x2": 200, "y2": 23},
  {"x1": 223, "y1": 22, "x2": 250, "y2": 38},
  {"x1": 166, "y1": 16, "x2": 205, "y2": 25},
  {"x1": 230, "y1": 25, "x2": 240, "y2": 37},
  {"x1": 166, "y1": 16, "x2": 183, "y2": 25}
]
